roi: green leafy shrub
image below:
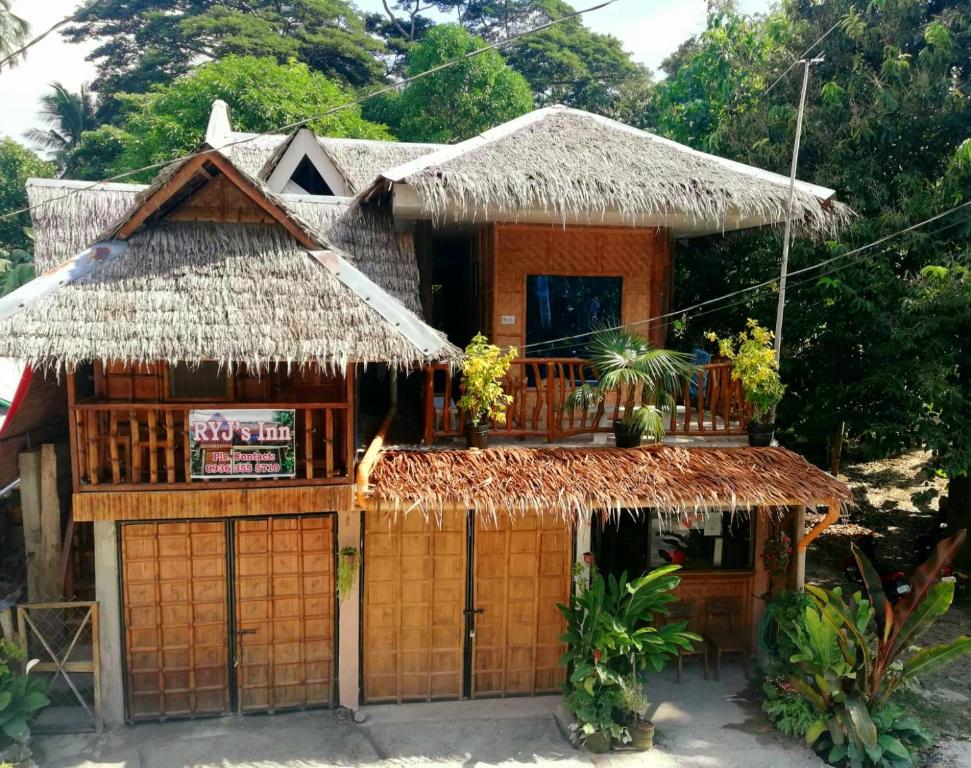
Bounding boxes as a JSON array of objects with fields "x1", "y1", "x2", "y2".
[
  {"x1": 771, "y1": 532, "x2": 970, "y2": 768},
  {"x1": 707, "y1": 320, "x2": 784, "y2": 421},
  {"x1": 558, "y1": 565, "x2": 700, "y2": 749},
  {"x1": 762, "y1": 678, "x2": 817, "y2": 737},
  {"x1": 457, "y1": 333, "x2": 517, "y2": 427},
  {"x1": 0, "y1": 640, "x2": 50, "y2": 747}
]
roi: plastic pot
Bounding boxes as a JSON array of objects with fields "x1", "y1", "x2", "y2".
[
  {"x1": 612, "y1": 420, "x2": 643, "y2": 448},
  {"x1": 747, "y1": 420, "x2": 775, "y2": 447},
  {"x1": 465, "y1": 422, "x2": 490, "y2": 449}
]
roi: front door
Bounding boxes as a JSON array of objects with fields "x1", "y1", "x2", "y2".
[
  {"x1": 120, "y1": 515, "x2": 336, "y2": 721},
  {"x1": 361, "y1": 509, "x2": 572, "y2": 703}
]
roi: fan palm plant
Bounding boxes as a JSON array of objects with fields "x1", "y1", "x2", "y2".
[
  {"x1": 24, "y1": 82, "x2": 96, "y2": 172},
  {"x1": 565, "y1": 328, "x2": 695, "y2": 447}
]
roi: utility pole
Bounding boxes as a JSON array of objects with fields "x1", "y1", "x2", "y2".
[{"x1": 773, "y1": 56, "x2": 824, "y2": 360}]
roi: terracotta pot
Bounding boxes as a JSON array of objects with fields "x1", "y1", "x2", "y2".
[
  {"x1": 582, "y1": 551, "x2": 594, "y2": 565},
  {"x1": 628, "y1": 720, "x2": 655, "y2": 751},
  {"x1": 465, "y1": 422, "x2": 490, "y2": 449},
  {"x1": 747, "y1": 420, "x2": 775, "y2": 447},
  {"x1": 583, "y1": 731, "x2": 611, "y2": 754},
  {"x1": 612, "y1": 420, "x2": 642, "y2": 448}
]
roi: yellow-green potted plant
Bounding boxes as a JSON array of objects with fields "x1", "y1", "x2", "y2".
[
  {"x1": 708, "y1": 320, "x2": 785, "y2": 446},
  {"x1": 457, "y1": 333, "x2": 517, "y2": 449}
]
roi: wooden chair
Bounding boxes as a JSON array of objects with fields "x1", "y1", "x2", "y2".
[
  {"x1": 668, "y1": 601, "x2": 708, "y2": 682},
  {"x1": 704, "y1": 596, "x2": 750, "y2": 680}
]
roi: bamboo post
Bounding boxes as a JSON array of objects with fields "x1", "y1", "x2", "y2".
[
  {"x1": 165, "y1": 411, "x2": 176, "y2": 484},
  {"x1": 147, "y1": 410, "x2": 158, "y2": 484}
]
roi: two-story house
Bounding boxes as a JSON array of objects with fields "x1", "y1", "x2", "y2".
[{"x1": 0, "y1": 101, "x2": 850, "y2": 725}]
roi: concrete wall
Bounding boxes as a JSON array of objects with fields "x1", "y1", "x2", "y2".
[
  {"x1": 93, "y1": 520, "x2": 125, "y2": 726},
  {"x1": 338, "y1": 509, "x2": 362, "y2": 710}
]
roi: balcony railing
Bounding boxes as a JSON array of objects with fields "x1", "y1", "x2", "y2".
[
  {"x1": 70, "y1": 401, "x2": 350, "y2": 490},
  {"x1": 422, "y1": 358, "x2": 750, "y2": 444}
]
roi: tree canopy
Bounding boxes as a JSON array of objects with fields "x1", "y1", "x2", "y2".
[
  {"x1": 68, "y1": 55, "x2": 391, "y2": 181},
  {"x1": 370, "y1": 25, "x2": 534, "y2": 143},
  {"x1": 0, "y1": 138, "x2": 55, "y2": 255}
]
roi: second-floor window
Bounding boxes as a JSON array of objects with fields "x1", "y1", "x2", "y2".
[
  {"x1": 525, "y1": 275, "x2": 622, "y2": 357},
  {"x1": 168, "y1": 362, "x2": 231, "y2": 401}
]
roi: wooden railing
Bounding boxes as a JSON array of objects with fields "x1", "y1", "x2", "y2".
[
  {"x1": 423, "y1": 358, "x2": 750, "y2": 444},
  {"x1": 70, "y1": 401, "x2": 351, "y2": 490}
]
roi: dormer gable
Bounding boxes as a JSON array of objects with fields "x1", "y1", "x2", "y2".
[{"x1": 263, "y1": 129, "x2": 350, "y2": 197}]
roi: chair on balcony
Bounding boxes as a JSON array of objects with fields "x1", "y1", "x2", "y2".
[
  {"x1": 668, "y1": 600, "x2": 708, "y2": 682},
  {"x1": 704, "y1": 596, "x2": 749, "y2": 680}
]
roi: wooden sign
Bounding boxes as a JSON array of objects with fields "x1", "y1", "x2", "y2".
[{"x1": 189, "y1": 409, "x2": 296, "y2": 479}]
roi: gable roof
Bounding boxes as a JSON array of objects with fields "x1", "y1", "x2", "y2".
[
  {"x1": 9, "y1": 145, "x2": 455, "y2": 370},
  {"x1": 366, "y1": 105, "x2": 850, "y2": 236}
]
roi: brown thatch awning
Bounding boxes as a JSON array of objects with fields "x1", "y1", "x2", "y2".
[{"x1": 368, "y1": 445, "x2": 851, "y2": 521}]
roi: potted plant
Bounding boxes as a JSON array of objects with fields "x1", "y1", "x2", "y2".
[
  {"x1": 559, "y1": 564, "x2": 700, "y2": 753},
  {"x1": 564, "y1": 328, "x2": 695, "y2": 448},
  {"x1": 456, "y1": 333, "x2": 517, "y2": 449},
  {"x1": 707, "y1": 320, "x2": 784, "y2": 446},
  {"x1": 337, "y1": 546, "x2": 360, "y2": 601}
]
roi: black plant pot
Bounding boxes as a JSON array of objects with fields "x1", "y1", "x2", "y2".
[
  {"x1": 465, "y1": 422, "x2": 490, "y2": 449},
  {"x1": 747, "y1": 420, "x2": 775, "y2": 447},
  {"x1": 613, "y1": 420, "x2": 643, "y2": 448}
]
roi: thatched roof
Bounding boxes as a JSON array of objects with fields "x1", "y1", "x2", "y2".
[
  {"x1": 317, "y1": 137, "x2": 441, "y2": 194},
  {"x1": 368, "y1": 106, "x2": 851, "y2": 236},
  {"x1": 26, "y1": 182, "x2": 422, "y2": 312},
  {"x1": 0, "y1": 221, "x2": 454, "y2": 372},
  {"x1": 27, "y1": 179, "x2": 143, "y2": 273},
  {"x1": 368, "y1": 445, "x2": 851, "y2": 521}
]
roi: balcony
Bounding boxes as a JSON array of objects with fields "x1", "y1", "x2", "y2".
[
  {"x1": 70, "y1": 400, "x2": 351, "y2": 491},
  {"x1": 422, "y1": 358, "x2": 750, "y2": 445}
]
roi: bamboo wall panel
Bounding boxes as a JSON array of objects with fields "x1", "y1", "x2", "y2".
[
  {"x1": 73, "y1": 484, "x2": 353, "y2": 522},
  {"x1": 472, "y1": 512, "x2": 571, "y2": 697},
  {"x1": 234, "y1": 516, "x2": 335, "y2": 712},
  {"x1": 363, "y1": 509, "x2": 466, "y2": 703},
  {"x1": 121, "y1": 522, "x2": 229, "y2": 720}
]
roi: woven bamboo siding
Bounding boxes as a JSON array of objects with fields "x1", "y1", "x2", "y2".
[
  {"x1": 490, "y1": 224, "x2": 669, "y2": 351},
  {"x1": 363, "y1": 509, "x2": 466, "y2": 703},
  {"x1": 472, "y1": 512, "x2": 571, "y2": 697},
  {"x1": 234, "y1": 516, "x2": 335, "y2": 712}
]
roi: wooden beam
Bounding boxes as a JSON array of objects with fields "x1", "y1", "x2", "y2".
[{"x1": 115, "y1": 154, "x2": 210, "y2": 238}]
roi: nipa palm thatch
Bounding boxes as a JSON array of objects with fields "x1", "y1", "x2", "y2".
[
  {"x1": 0, "y1": 221, "x2": 454, "y2": 372},
  {"x1": 368, "y1": 445, "x2": 851, "y2": 522},
  {"x1": 318, "y1": 137, "x2": 441, "y2": 194},
  {"x1": 369, "y1": 106, "x2": 852, "y2": 235}
]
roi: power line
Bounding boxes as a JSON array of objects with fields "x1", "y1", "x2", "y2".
[
  {"x1": 0, "y1": 0, "x2": 622, "y2": 224},
  {"x1": 521, "y1": 199, "x2": 971, "y2": 352},
  {"x1": 0, "y1": 1, "x2": 102, "y2": 71},
  {"x1": 761, "y1": 20, "x2": 841, "y2": 98}
]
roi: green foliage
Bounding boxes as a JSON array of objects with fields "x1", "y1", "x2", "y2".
[
  {"x1": 558, "y1": 565, "x2": 700, "y2": 746},
  {"x1": 457, "y1": 333, "x2": 517, "y2": 427},
  {"x1": 0, "y1": 139, "x2": 54, "y2": 256},
  {"x1": 0, "y1": 0, "x2": 28, "y2": 68},
  {"x1": 382, "y1": 25, "x2": 533, "y2": 143},
  {"x1": 337, "y1": 546, "x2": 359, "y2": 601},
  {"x1": 564, "y1": 328, "x2": 695, "y2": 441},
  {"x1": 0, "y1": 640, "x2": 50, "y2": 748},
  {"x1": 762, "y1": 678, "x2": 817, "y2": 737},
  {"x1": 768, "y1": 533, "x2": 970, "y2": 767},
  {"x1": 708, "y1": 320, "x2": 785, "y2": 421},
  {"x1": 24, "y1": 83, "x2": 96, "y2": 174},
  {"x1": 65, "y1": 0, "x2": 385, "y2": 123},
  {"x1": 69, "y1": 56, "x2": 390, "y2": 182}
]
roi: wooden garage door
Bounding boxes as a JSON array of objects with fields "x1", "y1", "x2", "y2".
[
  {"x1": 472, "y1": 513, "x2": 572, "y2": 697},
  {"x1": 363, "y1": 509, "x2": 466, "y2": 703},
  {"x1": 121, "y1": 522, "x2": 230, "y2": 720},
  {"x1": 234, "y1": 516, "x2": 335, "y2": 712}
]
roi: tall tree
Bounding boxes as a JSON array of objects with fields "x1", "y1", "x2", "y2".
[
  {"x1": 372, "y1": 0, "x2": 652, "y2": 117},
  {"x1": 0, "y1": 0, "x2": 28, "y2": 69},
  {"x1": 67, "y1": 55, "x2": 391, "y2": 181},
  {"x1": 367, "y1": 24, "x2": 533, "y2": 143},
  {"x1": 64, "y1": 0, "x2": 385, "y2": 122},
  {"x1": 25, "y1": 83, "x2": 97, "y2": 174}
]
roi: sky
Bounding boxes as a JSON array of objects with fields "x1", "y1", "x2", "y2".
[{"x1": 0, "y1": 0, "x2": 771, "y2": 144}]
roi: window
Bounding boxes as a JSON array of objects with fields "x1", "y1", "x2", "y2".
[
  {"x1": 168, "y1": 362, "x2": 230, "y2": 401},
  {"x1": 647, "y1": 512, "x2": 753, "y2": 571},
  {"x1": 290, "y1": 155, "x2": 334, "y2": 196},
  {"x1": 525, "y1": 275, "x2": 622, "y2": 357}
]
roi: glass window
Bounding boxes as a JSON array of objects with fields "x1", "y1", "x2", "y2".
[
  {"x1": 647, "y1": 512, "x2": 753, "y2": 571},
  {"x1": 525, "y1": 275, "x2": 622, "y2": 357},
  {"x1": 168, "y1": 362, "x2": 230, "y2": 400}
]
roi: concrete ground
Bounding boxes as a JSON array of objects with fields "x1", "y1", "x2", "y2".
[{"x1": 34, "y1": 665, "x2": 824, "y2": 768}]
